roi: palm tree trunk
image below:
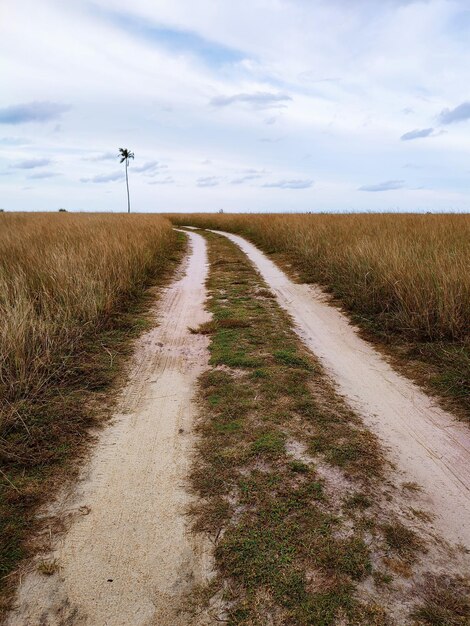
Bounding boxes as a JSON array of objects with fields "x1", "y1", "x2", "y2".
[{"x1": 125, "y1": 160, "x2": 131, "y2": 213}]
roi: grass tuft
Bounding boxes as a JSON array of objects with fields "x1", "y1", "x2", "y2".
[
  {"x1": 251, "y1": 432, "x2": 286, "y2": 457},
  {"x1": 190, "y1": 318, "x2": 251, "y2": 335},
  {"x1": 274, "y1": 349, "x2": 315, "y2": 370},
  {"x1": 37, "y1": 559, "x2": 59, "y2": 576},
  {"x1": 411, "y1": 575, "x2": 470, "y2": 625},
  {"x1": 382, "y1": 521, "x2": 426, "y2": 561}
]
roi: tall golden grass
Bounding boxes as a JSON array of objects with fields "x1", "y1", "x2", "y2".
[
  {"x1": 171, "y1": 213, "x2": 470, "y2": 342},
  {"x1": 0, "y1": 213, "x2": 176, "y2": 414}
]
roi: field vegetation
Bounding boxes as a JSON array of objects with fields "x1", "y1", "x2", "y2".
[
  {"x1": 0, "y1": 213, "x2": 181, "y2": 604},
  {"x1": 171, "y1": 213, "x2": 470, "y2": 416}
]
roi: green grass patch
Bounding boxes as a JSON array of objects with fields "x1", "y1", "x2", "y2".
[
  {"x1": 289, "y1": 460, "x2": 310, "y2": 474},
  {"x1": 274, "y1": 349, "x2": 315, "y2": 370},
  {"x1": 251, "y1": 432, "x2": 285, "y2": 457},
  {"x1": 344, "y1": 492, "x2": 373, "y2": 511}
]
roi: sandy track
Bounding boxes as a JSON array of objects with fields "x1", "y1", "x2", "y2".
[
  {"x1": 7, "y1": 231, "x2": 213, "y2": 626},
  {"x1": 212, "y1": 230, "x2": 470, "y2": 550}
]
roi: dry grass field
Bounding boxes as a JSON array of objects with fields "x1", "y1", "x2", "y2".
[
  {"x1": 0, "y1": 213, "x2": 175, "y2": 409},
  {"x1": 2, "y1": 214, "x2": 469, "y2": 625},
  {"x1": 0, "y1": 213, "x2": 180, "y2": 597},
  {"x1": 170, "y1": 213, "x2": 470, "y2": 413}
]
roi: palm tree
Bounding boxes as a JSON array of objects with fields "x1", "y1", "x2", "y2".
[{"x1": 119, "y1": 148, "x2": 134, "y2": 213}]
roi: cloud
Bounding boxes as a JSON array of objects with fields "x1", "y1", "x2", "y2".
[
  {"x1": 231, "y1": 174, "x2": 262, "y2": 185},
  {"x1": 84, "y1": 152, "x2": 117, "y2": 162},
  {"x1": 133, "y1": 160, "x2": 166, "y2": 174},
  {"x1": 28, "y1": 171, "x2": 60, "y2": 179},
  {"x1": 298, "y1": 71, "x2": 341, "y2": 84},
  {"x1": 0, "y1": 136, "x2": 31, "y2": 146},
  {"x1": 401, "y1": 128, "x2": 434, "y2": 141},
  {"x1": 0, "y1": 101, "x2": 70, "y2": 125},
  {"x1": 439, "y1": 102, "x2": 470, "y2": 125},
  {"x1": 403, "y1": 163, "x2": 424, "y2": 170},
  {"x1": 148, "y1": 176, "x2": 175, "y2": 185},
  {"x1": 210, "y1": 92, "x2": 292, "y2": 110},
  {"x1": 196, "y1": 176, "x2": 220, "y2": 187},
  {"x1": 80, "y1": 162, "x2": 167, "y2": 186},
  {"x1": 12, "y1": 158, "x2": 52, "y2": 169},
  {"x1": 265, "y1": 116, "x2": 279, "y2": 125},
  {"x1": 263, "y1": 179, "x2": 313, "y2": 189},
  {"x1": 230, "y1": 169, "x2": 266, "y2": 184},
  {"x1": 80, "y1": 171, "x2": 124, "y2": 183},
  {"x1": 359, "y1": 180, "x2": 405, "y2": 192}
]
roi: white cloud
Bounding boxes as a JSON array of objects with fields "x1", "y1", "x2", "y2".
[
  {"x1": 196, "y1": 176, "x2": 220, "y2": 187},
  {"x1": 263, "y1": 179, "x2": 313, "y2": 190},
  {"x1": 81, "y1": 171, "x2": 125, "y2": 183},
  {"x1": 210, "y1": 92, "x2": 291, "y2": 110},
  {"x1": 148, "y1": 176, "x2": 175, "y2": 185},
  {"x1": 133, "y1": 160, "x2": 167, "y2": 175},
  {"x1": 1, "y1": 0, "x2": 470, "y2": 211},
  {"x1": 12, "y1": 157, "x2": 52, "y2": 169},
  {"x1": 28, "y1": 171, "x2": 61, "y2": 179},
  {"x1": 439, "y1": 102, "x2": 470, "y2": 125},
  {"x1": 0, "y1": 101, "x2": 70, "y2": 124},
  {"x1": 401, "y1": 128, "x2": 434, "y2": 141},
  {"x1": 359, "y1": 180, "x2": 405, "y2": 192},
  {"x1": 0, "y1": 136, "x2": 32, "y2": 145},
  {"x1": 84, "y1": 152, "x2": 117, "y2": 161}
]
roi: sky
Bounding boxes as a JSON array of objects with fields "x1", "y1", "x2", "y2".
[{"x1": 1, "y1": 0, "x2": 470, "y2": 213}]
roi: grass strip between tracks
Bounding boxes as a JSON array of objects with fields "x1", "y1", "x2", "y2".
[{"x1": 190, "y1": 231, "x2": 390, "y2": 624}]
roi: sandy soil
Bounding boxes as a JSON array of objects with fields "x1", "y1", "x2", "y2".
[
  {"x1": 213, "y1": 230, "x2": 470, "y2": 550},
  {"x1": 6, "y1": 231, "x2": 214, "y2": 626}
]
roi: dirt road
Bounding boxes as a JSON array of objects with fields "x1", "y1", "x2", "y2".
[
  {"x1": 7, "y1": 231, "x2": 213, "y2": 626},
  {"x1": 6, "y1": 226, "x2": 470, "y2": 625},
  {"x1": 212, "y1": 230, "x2": 470, "y2": 550}
]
